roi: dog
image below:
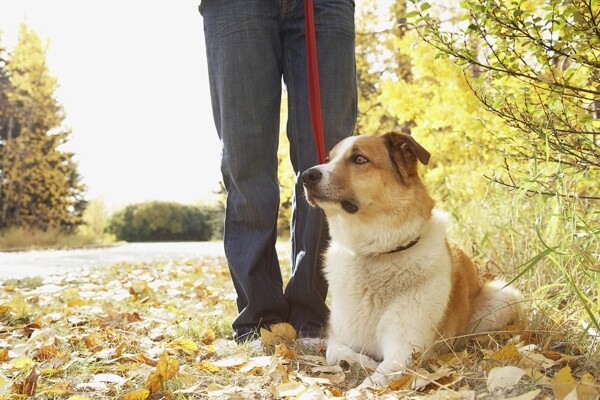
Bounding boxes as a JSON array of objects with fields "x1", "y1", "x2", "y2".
[{"x1": 301, "y1": 132, "x2": 522, "y2": 388}]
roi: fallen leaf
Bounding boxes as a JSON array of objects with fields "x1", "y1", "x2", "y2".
[
  {"x1": 275, "y1": 343, "x2": 298, "y2": 360},
  {"x1": 33, "y1": 344, "x2": 59, "y2": 361},
  {"x1": 92, "y1": 373, "x2": 127, "y2": 384},
  {"x1": 239, "y1": 356, "x2": 272, "y2": 373},
  {"x1": 144, "y1": 352, "x2": 179, "y2": 394},
  {"x1": 167, "y1": 338, "x2": 198, "y2": 356},
  {"x1": 503, "y1": 389, "x2": 542, "y2": 400},
  {"x1": 486, "y1": 366, "x2": 525, "y2": 393},
  {"x1": 491, "y1": 344, "x2": 521, "y2": 364},
  {"x1": 552, "y1": 366, "x2": 577, "y2": 400},
  {"x1": 212, "y1": 352, "x2": 248, "y2": 368},
  {"x1": 577, "y1": 372, "x2": 600, "y2": 399},
  {"x1": 194, "y1": 361, "x2": 220, "y2": 373},
  {"x1": 0, "y1": 349, "x2": 9, "y2": 362},
  {"x1": 296, "y1": 384, "x2": 329, "y2": 400},
  {"x1": 388, "y1": 374, "x2": 412, "y2": 391},
  {"x1": 261, "y1": 322, "x2": 297, "y2": 349},
  {"x1": 274, "y1": 381, "x2": 306, "y2": 398},
  {"x1": 414, "y1": 366, "x2": 458, "y2": 390},
  {"x1": 12, "y1": 368, "x2": 38, "y2": 396},
  {"x1": 121, "y1": 388, "x2": 150, "y2": 400}
]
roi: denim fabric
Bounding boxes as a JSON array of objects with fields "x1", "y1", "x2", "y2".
[{"x1": 200, "y1": 0, "x2": 356, "y2": 337}]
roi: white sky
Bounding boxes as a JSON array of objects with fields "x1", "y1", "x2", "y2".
[{"x1": 0, "y1": 1, "x2": 222, "y2": 210}]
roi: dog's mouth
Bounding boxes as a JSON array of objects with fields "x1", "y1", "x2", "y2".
[{"x1": 305, "y1": 190, "x2": 360, "y2": 214}]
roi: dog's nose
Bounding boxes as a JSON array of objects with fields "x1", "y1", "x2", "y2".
[{"x1": 301, "y1": 168, "x2": 322, "y2": 188}]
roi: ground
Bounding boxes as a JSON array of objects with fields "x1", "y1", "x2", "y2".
[{"x1": 0, "y1": 256, "x2": 597, "y2": 399}]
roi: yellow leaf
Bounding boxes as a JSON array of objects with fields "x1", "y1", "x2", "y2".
[
  {"x1": 275, "y1": 343, "x2": 297, "y2": 360},
  {"x1": 120, "y1": 389, "x2": 150, "y2": 400},
  {"x1": 577, "y1": 372, "x2": 599, "y2": 399},
  {"x1": 34, "y1": 344, "x2": 59, "y2": 361},
  {"x1": 144, "y1": 352, "x2": 179, "y2": 394},
  {"x1": 552, "y1": 366, "x2": 577, "y2": 400},
  {"x1": 261, "y1": 322, "x2": 297, "y2": 349},
  {"x1": 10, "y1": 355, "x2": 33, "y2": 370},
  {"x1": 67, "y1": 298, "x2": 86, "y2": 307},
  {"x1": 388, "y1": 374, "x2": 412, "y2": 391},
  {"x1": 0, "y1": 349, "x2": 9, "y2": 362},
  {"x1": 167, "y1": 338, "x2": 198, "y2": 355},
  {"x1": 201, "y1": 328, "x2": 216, "y2": 344},
  {"x1": 194, "y1": 361, "x2": 220, "y2": 373},
  {"x1": 491, "y1": 344, "x2": 520, "y2": 364}
]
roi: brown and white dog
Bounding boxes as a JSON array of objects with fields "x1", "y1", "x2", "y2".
[{"x1": 302, "y1": 132, "x2": 522, "y2": 388}]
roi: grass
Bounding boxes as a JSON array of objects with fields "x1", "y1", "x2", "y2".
[
  {"x1": 0, "y1": 227, "x2": 116, "y2": 252},
  {"x1": 0, "y1": 249, "x2": 598, "y2": 399}
]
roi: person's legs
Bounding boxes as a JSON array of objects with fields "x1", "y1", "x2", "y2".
[
  {"x1": 282, "y1": 0, "x2": 357, "y2": 336},
  {"x1": 201, "y1": 0, "x2": 288, "y2": 340}
]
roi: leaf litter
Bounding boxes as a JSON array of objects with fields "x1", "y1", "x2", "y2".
[{"x1": 0, "y1": 256, "x2": 598, "y2": 399}]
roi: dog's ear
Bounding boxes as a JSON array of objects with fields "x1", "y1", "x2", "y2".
[{"x1": 385, "y1": 132, "x2": 430, "y2": 166}]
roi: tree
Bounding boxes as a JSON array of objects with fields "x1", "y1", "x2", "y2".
[
  {"x1": 0, "y1": 23, "x2": 86, "y2": 231},
  {"x1": 408, "y1": 0, "x2": 600, "y2": 334},
  {"x1": 409, "y1": 0, "x2": 599, "y2": 198}
]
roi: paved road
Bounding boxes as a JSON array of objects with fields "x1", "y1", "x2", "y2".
[{"x1": 0, "y1": 242, "x2": 226, "y2": 279}]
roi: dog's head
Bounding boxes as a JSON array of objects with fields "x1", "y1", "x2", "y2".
[{"x1": 302, "y1": 132, "x2": 434, "y2": 222}]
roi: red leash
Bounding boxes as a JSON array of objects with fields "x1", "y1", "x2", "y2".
[{"x1": 304, "y1": 0, "x2": 327, "y2": 164}]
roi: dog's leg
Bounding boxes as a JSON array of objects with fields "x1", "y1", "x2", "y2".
[
  {"x1": 359, "y1": 307, "x2": 438, "y2": 389},
  {"x1": 326, "y1": 337, "x2": 380, "y2": 370},
  {"x1": 358, "y1": 341, "x2": 413, "y2": 389},
  {"x1": 469, "y1": 280, "x2": 522, "y2": 333}
]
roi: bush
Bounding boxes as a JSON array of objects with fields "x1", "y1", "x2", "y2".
[{"x1": 107, "y1": 201, "x2": 223, "y2": 242}]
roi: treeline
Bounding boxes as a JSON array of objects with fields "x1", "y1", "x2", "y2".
[{"x1": 107, "y1": 201, "x2": 223, "y2": 242}]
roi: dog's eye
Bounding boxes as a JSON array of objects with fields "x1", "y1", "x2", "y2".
[{"x1": 353, "y1": 155, "x2": 369, "y2": 164}]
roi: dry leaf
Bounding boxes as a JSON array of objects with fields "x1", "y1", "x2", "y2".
[
  {"x1": 212, "y1": 352, "x2": 248, "y2": 368},
  {"x1": 120, "y1": 388, "x2": 150, "y2": 400},
  {"x1": 144, "y1": 352, "x2": 179, "y2": 394},
  {"x1": 577, "y1": 372, "x2": 600, "y2": 399},
  {"x1": 261, "y1": 322, "x2": 297, "y2": 349},
  {"x1": 552, "y1": 366, "x2": 577, "y2": 400},
  {"x1": 388, "y1": 374, "x2": 412, "y2": 391},
  {"x1": 0, "y1": 349, "x2": 9, "y2": 362},
  {"x1": 83, "y1": 332, "x2": 103, "y2": 351},
  {"x1": 503, "y1": 389, "x2": 542, "y2": 400},
  {"x1": 167, "y1": 338, "x2": 198, "y2": 355},
  {"x1": 275, "y1": 343, "x2": 298, "y2": 360},
  {"x1": 12, "y1": 368, "x2": 38, "y2": 396},
  {"x1": 486, "y1": 366, "x2": 525, "y2": 393},
  {"x1": 491, "y1": 344, "x2": 521, "y2": 364},
  {"x1": 194, "y1": 361, "x2": 220, "y2": 373},
  {"x1": 33, "y1": 344, "x2": 59, "y2": 361},
  {"x1": 274, "y1": 381, "x2": 306, "y2": 397}
]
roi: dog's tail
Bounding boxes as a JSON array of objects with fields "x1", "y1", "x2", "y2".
[{"x1": 468, "y1": 280, "x2": 523, "y2": 334}]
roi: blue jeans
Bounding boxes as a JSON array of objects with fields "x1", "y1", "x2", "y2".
[{"x1": 200, "y1": 0, "x2": 356, "y2": 337}]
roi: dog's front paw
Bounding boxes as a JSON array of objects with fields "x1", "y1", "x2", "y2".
[
  {"x1": 326, "y1": 340, "x2": 379, "y2": 370},
  {"x1": 357, "y1": 362, "x2": 406, "y2": 390},
  {"x1": 358, "y1": 372, "x2": 389, "y2": 390}
]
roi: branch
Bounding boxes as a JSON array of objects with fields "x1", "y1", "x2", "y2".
[{"x1": 484, "y1": 175, "x2": 600, "y2": 200}]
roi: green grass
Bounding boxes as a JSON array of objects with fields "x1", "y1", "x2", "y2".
[{"x1": 0, "y1": 227, "x2": 115, "y2": 251}]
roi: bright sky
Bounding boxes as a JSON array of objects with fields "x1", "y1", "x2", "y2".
[{"x1": 0, "y1": 1, "x2": 222, "y2": 210}]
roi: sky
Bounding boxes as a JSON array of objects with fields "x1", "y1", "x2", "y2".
[{"x1": 0, "y1": 1, "x2": 222, "y2": 210}]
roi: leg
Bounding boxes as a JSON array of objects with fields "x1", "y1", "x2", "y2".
[
  {"x1": 201, "y1": 1, "x2": 287, "y2": 338},
  {"x1": 281, "y1": 0, "x2": 357, "y2": 335},
  {"x1": 326, "y1": 337, "x2": 380, "y2": 370}
]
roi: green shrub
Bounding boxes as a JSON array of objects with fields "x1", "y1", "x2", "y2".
[{"x1": 107, "y1": 201, "x2": 223, "y2": 242}]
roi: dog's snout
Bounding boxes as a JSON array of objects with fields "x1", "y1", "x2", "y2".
[{"x1": 301, "y1": 168, "x2": 323, "y2": 188}]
